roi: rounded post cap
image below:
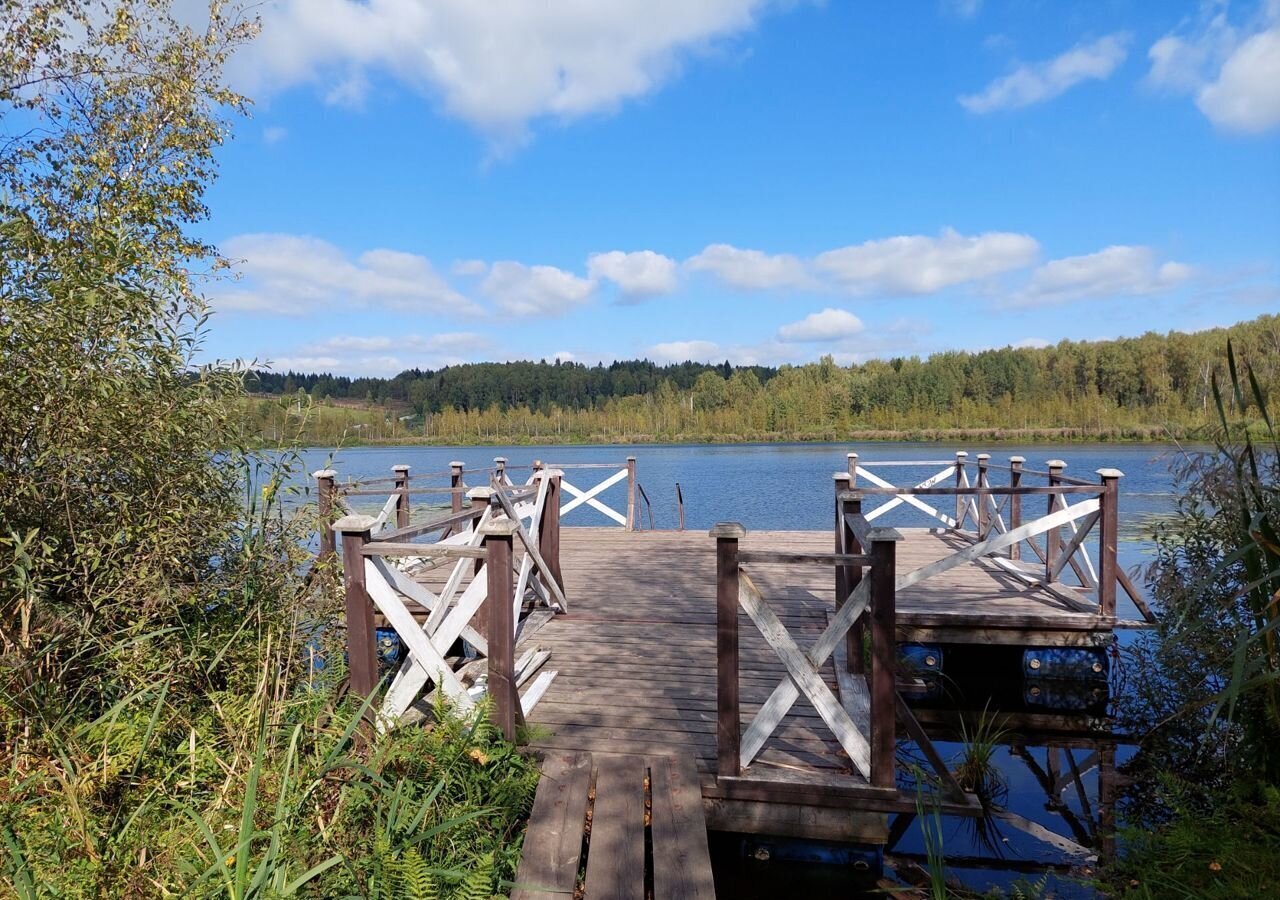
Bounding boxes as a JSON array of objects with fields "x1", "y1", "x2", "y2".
[
  {"x1": 955, "y1": 451, "x2": 968, "y2": 458},
  {"x1": 1046, "y1": 459, "x2": 1067, "y2": 469},
  {"x1": 493, "y1": 456, "x2": 508, "y2": 463},
  {"x1": 466, "y1": 486, "x2": 494, "y2": 500},
  {"x1": 392, "y1": 464, "x2": 411, "y2": 473},
  {"x1": 1009, "y1": 456, "x2": 1026, "y2": 464},
  {"x1": 532, "y1": 459, "x2": 544, "y2": 469},
  {"x1": 1096, "y1": 467, "x2": 1125, "y2": 479},
  {"x1": 847, "y1": 452, "x2": 858, "y2": 459},
  {"x1": 481, "y1": 515, "x2": 520, "y2": 536},
  {"x1": 449, "y1": 460, "x2": 465, "y2": 469},
  {"x1": 536, "y1": 467, "x2": 565, "y2": 479},
  {"x1": 976, "y1": 453, "x2": 991, "y2": 461},
  {"x1": 333, "y1": 513, "x2": 378, "y2": 533},
  {"x1": 627, "y1": 455, "x2": 637, "y2": 462},
  {"x1": 312, "y1": 468, "x2": 338, "y2": 479},
  {"x1": 709, "y1": 522, "x2": 747, "y2": 539}
]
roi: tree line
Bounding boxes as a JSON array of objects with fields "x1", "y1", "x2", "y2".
[{"x1": 246, "y1": 314, "x2": 1280, "y2": 444}]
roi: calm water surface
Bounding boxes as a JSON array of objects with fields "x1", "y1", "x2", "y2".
[{"x1": 299, "y1": 441, "x2": 1192, "y2": 897}]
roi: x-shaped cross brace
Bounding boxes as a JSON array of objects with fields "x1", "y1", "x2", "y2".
[{"x1": 737, "y1": 571, "x2": 873, "y2": 778}]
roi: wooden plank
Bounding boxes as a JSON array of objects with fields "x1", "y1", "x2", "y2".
[
  {"x1": 648, "y1": 755, "x2": 716, "y2": 900},
  {"x1": 513, "y1": 753, "x2": 592, "y2": 900},
  {"x1": 584, "y1": 755, "x2": 644, "y2": 900}
]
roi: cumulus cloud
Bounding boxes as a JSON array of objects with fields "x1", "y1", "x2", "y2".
[
  {"x1": 228, "y1": 0, "x2": 783, "y2": 143},
  {"x1": 777, "y1": 308, "x2": 865, "y2": 342},
  {"x1": 646, "y1": 339, "x2": 722, "y2": 363},
  {"x1": 1147, "y1": 4, "x2": 1280, "y2": 133},
  {"x1": 1011, "y1": 245, "x2": 1193, "y2": 307},
  {"x1": 814, "y1": 228, "x2": 1040, "y2": 294},
  {"x1": 959, "y1": 33, "x2": 1130, "y2": 113},
  {"x1": 264, "y1": 332, "x2": 497, "y2": 376},
  {"x1": 215, "y1": 234, "x2": 481, "y2": 316},
  {"x1": 684, "y1": 244, "x2": 812, "y2": 291},
  {"x1": 587, "y1": 250, "x2": 679, "y2": 299},
  {"x1": 480, "y1": 261, "x2": 596, "y2": 316},
  {"x1": 1013, "y1": 337, "x2": 1051, "y2": 349}
]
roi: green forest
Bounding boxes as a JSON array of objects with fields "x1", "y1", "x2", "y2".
[{"x1": 246, "y1": 314, "x2": 1280, "y2": 445}]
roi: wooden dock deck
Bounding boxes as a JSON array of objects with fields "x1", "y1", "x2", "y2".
[{"x1": 321, "y1": 451, "x2": 1149, "y2": 851}]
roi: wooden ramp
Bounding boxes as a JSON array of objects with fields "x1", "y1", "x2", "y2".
[{"x1": 513, "y1": 752, "x2": 716, "y2": 900}]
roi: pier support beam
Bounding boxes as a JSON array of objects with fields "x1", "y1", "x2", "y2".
[
  {"x1": 484, "y1": 515, "x2": 520, "y2": 741},
  {"x1": 1096, "y1": 468, "x2": 1123, "y2": 618},
  {"x1": 393, "y1": 464, "x2": 411, "y2": 529},
  {"x1": 335, "y1": 514, "x2": 378, "y2": 698},
  {"x1": 313, "y1": 468, "x2": 338, "y2": 562},
  {"x1": 712, "y1": 522, "x2": 745, "y2": 778},
  {"x1": 868, "y1": 528, "x2": 901, "y2": 790}
]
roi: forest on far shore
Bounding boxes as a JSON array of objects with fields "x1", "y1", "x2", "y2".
[{"x1": 244, "y1": 313, "x2": 1280, "y2": 445}]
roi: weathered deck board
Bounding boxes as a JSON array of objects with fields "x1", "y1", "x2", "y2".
[
  {"x1": 408, "y1": 527, "x2": 1111, "y2": 799},
  {"x1": 511, "y1": 752, "x2": 592, "y2": 900}
]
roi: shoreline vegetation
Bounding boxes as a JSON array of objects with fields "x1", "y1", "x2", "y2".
[{"x1": 244, "y1": 313, "x2": 1278, "y2": 449}]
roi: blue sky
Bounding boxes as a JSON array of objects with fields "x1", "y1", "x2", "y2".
[{"x1": 200, "y1": 0, "x2": 1280, "y2": 376}]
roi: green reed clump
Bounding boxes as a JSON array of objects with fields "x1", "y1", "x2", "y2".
[{"x1": 1100, "y1": 342, "x2": 1280, "y2": 894}]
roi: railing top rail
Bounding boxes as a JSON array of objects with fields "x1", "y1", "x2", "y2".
[
  {"x1": 374, "y1": 505, "x2": 485, "y2": 543},
  {"x1": 739, "y1": 550, "x2": 873, "y2": 566},
  {"x1": 361, "y1": 542, "x2": 487, "y2": 558},
  {"x1": 1016, "y1": 468, "x2": 1098, "y2": 486},
  {"x1": 848, "y1": 484, "x2": 1102, "y2": 497},
  {"x1": 546, "y1": 462, "x2": 629, "y2": 469},
  {"x1": 853, "y1": 459, "x2": 958, "y2": 467}
]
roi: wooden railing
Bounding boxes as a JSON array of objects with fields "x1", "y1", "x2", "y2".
[
  {"x1": 315, "y1": 455, "x2": 641, "y2": 561},
  {"x1": 840, "y1": 452, "x2": 1155, "y2": 623},
  {"x1": 711, "y1": 519, "x2": 903, "y2": 793},
  {"x1": 331, "y1": 469, "x2": 566, "y2": 738}
]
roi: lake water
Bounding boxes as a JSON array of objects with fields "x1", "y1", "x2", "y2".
[{"x1": 299, "y1": 441, "x2": 1192, "y2": 896}]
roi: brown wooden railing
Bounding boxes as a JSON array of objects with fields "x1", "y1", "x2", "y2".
[
  {"x1": 711, "y1": 518, "x2": 903, "y2": 794},
  {"x1": 331, "y1": 468, "x2": 566, "y2": 738},
  {"x1": 842, "y1": 451, "x2": 1154, "y2": 623}
]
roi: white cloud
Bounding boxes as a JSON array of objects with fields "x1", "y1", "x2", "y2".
[
  {"x1": 216, "y1": 234, "x2": 481, "y2": 316},
  {"x1": 1013, "y1": 337, "x2": 1051, "y2": 349},
  {"x1": 231, "y1": 0, "x2": 783, "y2": 143},
  {"x1": 1198, "y1": 27, "x2": 1280, "y2": 132},
  {"x1": 480, "y1": 261, "x2": 596, "y2": 316},
  {"x1": 452, "y1": 259, "x2": 488, "y2": 276},
  {"x1": 587, "y1": 250, "x2": 679, "y2": 299},
  {"x1": 942, "y1": 0, "x2": 982, "y2": 20},
  {"x1": 646, "y1": 339, "x2": 722, "y2": 363},
  {"x1": 1147, "y1": 4, "x2": 1280, "y2": 133},
  {"x1": 814, "y1": 228, "x2": 1039, "y2": 294},
  {"x1": 1012, "y1": 245, "x2": 1193, "y2": 307},
  {"x1": 552, "y1": 350, "x2": 577, "y2": 363},
  {"x1": 262, "y1": 125, "x2": 288, "y2": 144},
  {"x1": 777, "y1": 308, "x2": 865, "y2": 342},
  {"x1": 959, "y1": 33, "x2": 1130, "y2": 113},
  {"x1": 269, "y1": 355, "x2": 342, "y2": 371},
  {"x1": 265, "y1": 332, "x2": 497, "y2": 376},
  {"x1": 685, "y1": 243, "x2": 812, "y2": 291}
]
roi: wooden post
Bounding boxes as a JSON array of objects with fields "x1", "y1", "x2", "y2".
[
  {"x1": 1098, "y1": 742, "x2": 1118, "y2": 863},
  {"x1": 839, "y1": 486, "x2": 866, "y2": 674},
  {"x1": 313, "y1": 468, "x2": 337, "y2": 561},
  {"x1": 450, "y1": 461, "x2": 465, "y2": 515},
  {"x1": 1046, "y1": 460, "x2": 1066, "y2": 583},
  {"x1": 1097, "y1": 468, "x2": 1123, "y2": 618},
  {"x1": 483, "y1": 516, "x2": 519, "y2": 741},
  {"x1": 335, "y1": 514, "x2": 378, "y2": 698},
  {"x1": 711, "y1": 522, "x2": 745, "y2": 778},
  {"x1": 626, "y1": 456, "x2": 638, "y2": 532},
  {"x1": 847, "y1": 452, "x2": 858, "y2": 484},
  {"x1": 1009, "y1": 456, "x2": 1024, "y2": 560},
  {"x1": 493, "y1": 456, "x2": 507, "y2": 485},
  {"x1": 538, "y1": 469, "x2": 564, "y2": 598},
  {"x1": 954, "y1": 451, "x2": 968, "y2": 529},
  {"x1": 392, "y1": 464, "x2": 411, "y2": 529},
  {"x1": 467, "y1": 487, "x2": 493, "y2": 587},
  {"x1": 868, "y1": 527, "x2": 901, "y2": 790},
  {"x1": 976, "y1": 454, "x2": 990, "y2": 538}
]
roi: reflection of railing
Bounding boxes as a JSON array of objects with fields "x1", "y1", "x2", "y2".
[{"x1": 838, "y1": 452, "x2": 1155, "y2": 623}]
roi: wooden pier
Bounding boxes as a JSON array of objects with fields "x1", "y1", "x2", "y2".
[{"x1": 317, "y1": 451, "x2": 1149, "y2": 886}]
